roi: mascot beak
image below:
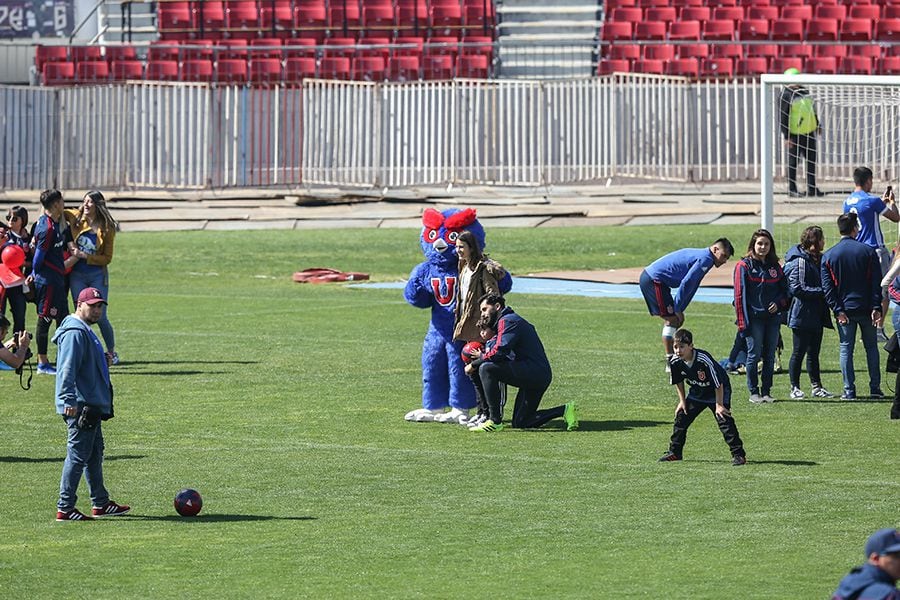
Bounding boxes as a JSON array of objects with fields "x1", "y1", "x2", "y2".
[{"x1": 432, "y1": 238, "x2": 449, "y2": 253}]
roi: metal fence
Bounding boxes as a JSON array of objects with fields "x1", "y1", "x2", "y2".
[{"x1": 1, "y1": 75, "x2": 769, "y2": 190}]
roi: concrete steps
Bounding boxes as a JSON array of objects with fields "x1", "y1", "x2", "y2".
[{"x1": 99, "y1": 0, "x2": 157, "y2": 45}]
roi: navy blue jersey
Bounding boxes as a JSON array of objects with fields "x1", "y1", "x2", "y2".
[
  {"x1": 31, "y1": 214, "x2": 66, "y2": 284},
  {"x1": 669, "y1": 347, "x2": 731, "y2": 405}
]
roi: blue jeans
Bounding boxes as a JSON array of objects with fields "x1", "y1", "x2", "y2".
[
  {"x1": 744, "y1": 315, "x2": 781, "y2": 395},
  {"x1": 836, "y1": 313, "x2": 882, "y2": 396},
  {"x1": 69, "y1": 268, "x2": 115, "y2": 352},
  {"x1": 58, "y1": 417, "x2": 109, "y2": 510},
  {"x1": 892, "y1": 301, "x2": 900, "y2": 333}
]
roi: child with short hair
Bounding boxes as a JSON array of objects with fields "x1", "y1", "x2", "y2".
[
  {"x1": 659, "y1": 329, "x2": 747, "y2": 466},
  {"x1": 466, "y1": 317, "x2": 497, "y2": 429}
]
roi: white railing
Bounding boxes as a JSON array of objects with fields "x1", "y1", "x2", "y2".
[{"x1": 0, "y1": 75, "x2": 772, "y2": 190}]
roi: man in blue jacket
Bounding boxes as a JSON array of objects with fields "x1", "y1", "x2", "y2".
[
  {"x1": 640, "y1": 239, "x2": 734, "y2": 369},
  {"x1": 464, "y1": 294, "x2": 577, "y2": 432},
  {"x1": 53, "y1": 287, "x2": 130, "y2": 521},
  {"x1": 821, "y1": 213, "x2": 884, "y2": 400},
  {"x1": 832, "y1": 528, "x2": 900, "y2": 600}
]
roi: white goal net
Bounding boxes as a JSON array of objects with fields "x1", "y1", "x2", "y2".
[{"x1": 761, "y1": 74, "x2": 900, "y2": 254}]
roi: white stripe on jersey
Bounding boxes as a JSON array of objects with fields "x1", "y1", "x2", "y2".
[{"x1": 696, "y1": 351, "x2": 721, "y2": 389}]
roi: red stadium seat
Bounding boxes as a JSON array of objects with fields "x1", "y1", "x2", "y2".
[
  {"x1": 110, "y1": 60, "x2": 143, "y2": 80},
  {"x1": 876, "y1": 56, "x2": 900, "y2": 75},
  {"x1": 644, "y1": 45, "x2": 675, "y2": 61},
  {"x1": 195, "y1": 0, "x2": 226, "y2": 33},
  {"x1": 283, "y1": 37, "x2": 318, "y2": 58},
  {"x1": 738, "y1": 19, "x2": 769, "y2": 41},
  {"x1": 396, "y1": 0, "x2": 429, "y2": 36},
  {"x1": 712, "y1": 6, "x2": 742, "y2": 22},
  {"x1": 848, "y1": 5, "x2": 880, "y2": 21},
  {"x1": 358, "y1": 37, "x2": 392, "y2": 59},
  {"x1": 781, "y1": 5, "x2": 812, "y2": 21},
  {"x1": 807, "y1": 18, "x2": 838, "y2": 41},
  {"x1": 712, "y1": 44, "x2": 741, "y2": 59},
  {"x1": 182, "y1": 40, "x2": 214, "y2": 60},
  {"x1": 646, "y1": 7, "x2": 677, "y2": 24},
  {"x1": 876, "y1": 19, "x2": 900, "y2": 42},
  {"x1": 611, "y1": 7, "x2": 642, "y2": 22},
  {"x1": 701, "y1": 57, "x2": 733, "y2": 78},
  {"x1": 284, "y1": 56, "x2": 317, "y2": 80},
  {"x1": 770, "y1": 57, "x2": 803, "y2": 73},
  {"x1": 423, "y1": 54, "x2": 455, "y2": 79},
  {"x1": 363, "y1": 5, "x2": 395, "y2": 36},
  {"x1": 805, "y1": 57, "x2": 837, "y2": 74},
  {"x1": 701, "y1": 19, "x2": 733, "y2": 40},
  {"x1": 215, "y1": 58, "x2": 249, "y2": 83},
  {"x1": 602, "y1": 21, "x2": 633, "y2": 41},
  {"x1": 149, "y1": 42, "x2": 181, "y2": 61},
  {"x1": 886, "y1": 6, "x2": 900, "y2": 20},
  {"x1": 42, "y1": 61, "x2": 75, "y2": 85},
  {"x1": 35, "y1": 45, "x2": 68, "y2": 70},
  {"x1": 848, "y1": 44, "x2": 881, "y2": 59},
  {"x1": 736, "y1": 57, "x2": 768, "y2": 76},
  {"x1": 815, "y1": 5, "x2": 846, "y2": 20},
  {"x1": 388, "y1": 55, "x2": 421, "y2": 80},
  {"x1": 840, "y1": 19, "x2": 873, "y2": 42},
  {"x1": 159, "y1": 1, "x2": 194, "y2": 33},
  {"x1": 781, "y1": 44, "x2": 812, "y2": 58},
  {"x1": 463, "y1": 4, "x2": 493, "y2": 34},
  {"x1": 225, "y1": 1, "x2": 260, "y2": 32},
  {"x1": 746, "y1": 6, "x2": 778, "y2": 21},
  {"x1": 145, "y1": 60, "x2": 180, "y2": 81},
  {"x1": 181, "y1": 59, "x2": 215, "y2": 81},
  {"x1": 259, "y1": 0, "x2": 293, "y2": 30},
  {"x1": 679, "y1": 7, "x2": 710, "y2": 23},
  {"x1": 665, "y1": 57, "x2": 699, "y2": 77},
  {"x1": 250, "y1": 58, "x2": 283, "y2": 82},
  {"x1": 324, "y1": 37, "x2": 357, "y2": 58},
  {"x1": 216, "y1": 39, "x2": 249, "y2": 60},
  {"x1": 748, "y1": 44, "x2": 778, "y2": 60},
  {"x1": 431, "y1": 5, "x2": 462, "y2": 37},
  {"x1": 455, "y1": 54, "x2": 488, "y2": 78},
  {"x1": 771, "y1": 19, "x2": 804, "y2": 41},
  {"x1": 393, "y1": 36, "x2": 424, "y2": 57},
  {"x1": 635, "y1": 21, "x2": 666, "y2": 40},
  {"x1": 679, "y1": 43, "x2": 710, "y2": 59},
  {"x1": 296, "y1": 5, "x2": 327, "y2": 41},
  {"x1": 814, "y1": 44, "x2": 847, "y2": 59},
  {"x1": 459, "y1": 35, "x2": 492, "y2": 57},
  {"x1": 75, "y1": 61, "x2": 109, "y2": 82},
  {"x1": 426, "y1": 36, "x2": 460, "y2": 59},
  {"x1": 632, "y1": 58, "x2": 664, "y2": 74},
  {"x1": 838, "y1": 56, "x2": 872, "y2": 74},
  {"x1": 250, "y1": 37, "x2": 283, "y2": 58},
  {"x1": 319, "y1": 56, "x2": 352, "y2": 79},
  {"x1": 351, "y1": 56, "x2": 386, "y2": 81},
  {"x1": 609, "y1": 44, "x2": 641, "y2": 60},
  {"x1": 71, "y1": 46, "x2": 103, "y2": 63},
  {"x1": 667, "y1": 20, "x2": 700, "y2": 40},
  {"x1": 598, "y1": 58, "x2": 632, "y2": 75},
  {"x1": 104, "y1": 45, "x2": 137, "y2": 63}
]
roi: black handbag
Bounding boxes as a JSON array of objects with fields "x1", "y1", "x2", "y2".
[{"x1": 884, "y1": 333, "x2": 900, "y2": 373}]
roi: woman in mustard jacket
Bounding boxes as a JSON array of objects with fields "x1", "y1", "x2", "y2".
[{"x1": 65, "y1": 190, "x2": 120, "y2": 364}]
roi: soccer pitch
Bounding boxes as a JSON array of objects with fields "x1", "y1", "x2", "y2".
[{"x1": 1, "y1": 225, "x2": 896, "y2": 599}]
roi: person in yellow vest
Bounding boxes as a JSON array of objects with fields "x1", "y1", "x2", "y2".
[{"x1": 779, "y1": 68, "x2": 825, "y2": 198}]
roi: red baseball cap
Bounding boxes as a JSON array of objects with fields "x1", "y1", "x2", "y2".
[{"x1": 77, "y1": 287, "x2": 107, "y2": 305}]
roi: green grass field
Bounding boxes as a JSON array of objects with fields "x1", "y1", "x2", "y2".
[{"x1": 1, "y1": 225, "x2": 897, "y2": 599}]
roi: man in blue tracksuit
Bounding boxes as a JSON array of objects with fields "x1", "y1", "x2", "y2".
[
  {"x1": 53, "y1": 287, "x2": 130, "y2": 521},
  {"x1": 821, "y1": 213, "x2": 884, "y2": 400},
  {"x1": 832, "y1": 528, "x2": 900, "y2": 600},
  {"x1": 640, "y1": 239, "x2": 734, "y2": 367},
  {"x1": 464, "y1": 294, "x2": 577, "y2": 432}
]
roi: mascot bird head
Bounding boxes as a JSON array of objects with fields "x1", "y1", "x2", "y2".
[{"x1": 419, "y1": 208, "x2": 486, "y2": 268}]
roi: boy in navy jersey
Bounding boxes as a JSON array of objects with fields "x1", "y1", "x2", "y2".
[
  {"x1": 659, "y1": 329, "x2": 747, "y2": 466},
  {"x1": 30, "y1": 189, "x2": 70, "y2": 375}
]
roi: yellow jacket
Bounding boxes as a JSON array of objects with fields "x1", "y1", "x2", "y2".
[{"x1": 65, "y1": 208, "x2": 115, "y2": 267}]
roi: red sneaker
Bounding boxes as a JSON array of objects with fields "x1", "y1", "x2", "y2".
[
  {"x1": 56, "y1": 508, "x2": 94, "y2": 521},
  {"x1": 91, "y1": 501, "x2": 131, "y2": 517}
]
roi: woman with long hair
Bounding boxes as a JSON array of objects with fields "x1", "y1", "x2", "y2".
[
  {"x1": 783, "y1": 225, "x2": 834, "y2": 399},
  {"x1": 734, "y1": 229, "x2": 790, "y2": 403},
  {"x1": 66, "y1": 190, "x2": 120, "y2": 364}
]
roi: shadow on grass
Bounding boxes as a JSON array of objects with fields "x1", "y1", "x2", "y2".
[
  {"x1": 782, "y1": 398, "x2": 893, "y2": 404},
  {"x1": 124, "y1": 514, "x2": 317, "y2": 523},
  {"x1": 689, "y1": 458, "x2": 818, "y2": 467},
  {"x1": 117, "y1": 360, "x2": 258, "y2": 366},
  {"x1": 577, "y1": 419, "x2": 669, "y2": 432},
  {"x1": 0, "y1": 454, "x2": 146, "y2": 464},
  {"x1": 119, "y1": 370, "x2": 231, "y2": 376}
]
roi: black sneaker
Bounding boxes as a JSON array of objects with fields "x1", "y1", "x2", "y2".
[
  {"x1": 732, "y1": 455, "x2": 747, "y2": 466},
  {"x1": 788, "y1": 189, "x2": 803, "y2": 198},
  {"x1": 658, "y1": 451, "x2": 682, "y2": 462},
  {"x1": 808, "y1": 188, "x2": 826, "y2": 197},
  {"x1": 870, "y1": 389, "x2": 886, "y2": 399}
]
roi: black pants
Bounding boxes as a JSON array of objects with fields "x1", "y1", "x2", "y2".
[
  {"x1": 893, "y1": 372, "x2": 900, "y2": 420},
  {"x1": 477, "y1": 360, "x2": 561, "y2": 428},
  {"x1": 1, "y1": 286, "x2": 28, "y2": 334},
  {"x1": 668, "y1": 400, "x2": 745, "y2": 458},
  {"x1": 788, "y1": 133, "x2": 818, "y2": 193},
  {"x1": 468, "y1": 368, "x2": 506, "y2": 417},
  {"x1": 789, "y1": 327, "x2": 824, "y2": 389}
]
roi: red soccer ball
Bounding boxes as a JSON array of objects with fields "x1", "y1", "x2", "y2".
[
  {"x1": 174, "y1": 488, "x2": 203, "y2": 517},
  {"x1": 461, "y1": 341, "x2": 484, "y2": 364}
]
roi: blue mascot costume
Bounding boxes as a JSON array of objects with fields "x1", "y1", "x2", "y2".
[{"x1": 404, "y1": 207, "x2": 512, "y2": 423}]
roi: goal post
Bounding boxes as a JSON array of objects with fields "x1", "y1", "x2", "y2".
[{"x1": 760, "y1": 74, "x2": 900, "y2": 253}]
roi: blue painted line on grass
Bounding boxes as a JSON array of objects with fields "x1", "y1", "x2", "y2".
[{"x1": 351, "y1": 277, "x2": 734, "y2": 305}]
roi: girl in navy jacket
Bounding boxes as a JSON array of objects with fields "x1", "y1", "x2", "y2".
[
  {"x1": 783, "y1": 226, "x2": 834, "y2": 400},
  {"x1": 734, "y1": 229, "x2": 790, "y2": 403}
]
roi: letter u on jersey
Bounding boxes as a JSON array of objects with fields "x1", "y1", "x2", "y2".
[{"x1": 430, "y1": 276, "x2": 456, "y2": 306}]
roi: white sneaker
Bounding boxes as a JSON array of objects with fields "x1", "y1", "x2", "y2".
[
  {"x1": 467, "y1": 414, "x2": 487, "y2": 429},
  {"x1": 789, "y1": 386, "x2": 805, "y2": 400},
  {"x1": 434, "y1": 408, "x2": 469, "y2": 424},
  {"x1": 749, "y1": 394, "x2": 764, "y2": 404},
  {"x1": 762, "y1": 394, "x2": 776, "y2": 403},
  {"x1": 811, "y1": 386, "x2": 835, "y2": 398},
  {"x1": 404, "y1": 408, "x2": 443, "y2": 422}
]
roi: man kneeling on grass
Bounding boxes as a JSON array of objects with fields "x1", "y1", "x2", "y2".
[{"x1": 659, "y1": 329, "x2": 747, "y2": 466}]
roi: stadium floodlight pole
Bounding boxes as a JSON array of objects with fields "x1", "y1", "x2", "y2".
[{"x1": 760, "y1": 73, "x2": 900, "y2": 233}]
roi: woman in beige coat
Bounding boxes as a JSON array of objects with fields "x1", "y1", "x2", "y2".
[{"x1": 452, "y1": 230, "x2": 509, "y2": 343}]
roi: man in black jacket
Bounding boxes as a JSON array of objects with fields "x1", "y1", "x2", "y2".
[{"x1": 464, "y1": 294, "x2": 577, "y2": 432}]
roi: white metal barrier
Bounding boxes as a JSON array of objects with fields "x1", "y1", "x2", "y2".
[{"x1": 0, "y1": 76, "x2": 775, "y2": 190}]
